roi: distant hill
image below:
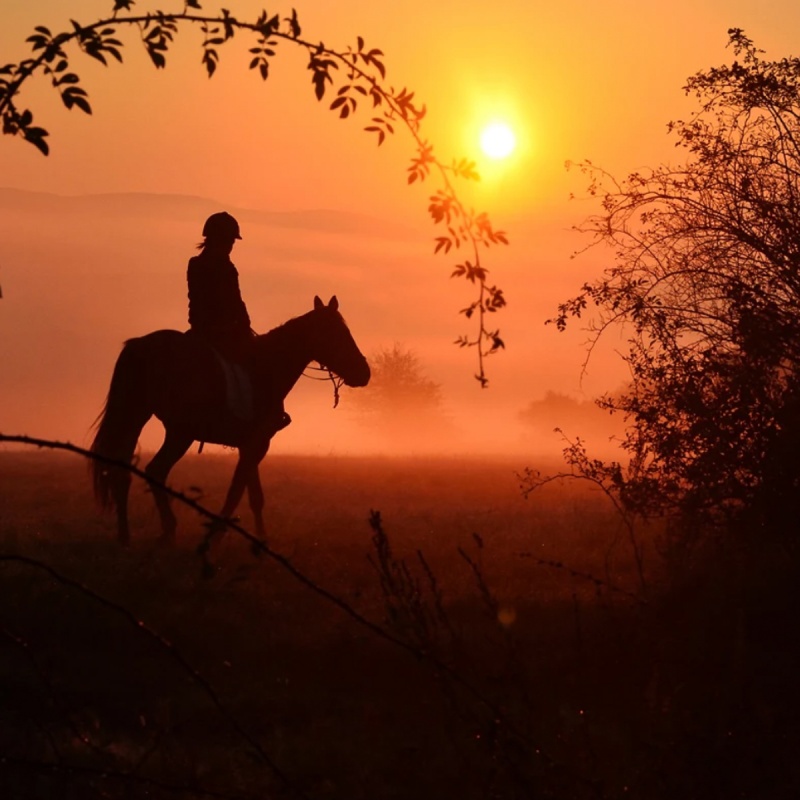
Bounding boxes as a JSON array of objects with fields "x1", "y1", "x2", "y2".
[{"x1": 0, "y1": 187, "x2": 419, "y2": 241}]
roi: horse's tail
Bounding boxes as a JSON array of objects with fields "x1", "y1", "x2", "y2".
[{"x1": 90, "y1": 338, "x2": 152, "y2": 510}]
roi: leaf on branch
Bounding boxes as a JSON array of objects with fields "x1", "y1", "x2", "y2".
[
  {"x1": 364, "y1": 125, "x2": 385, "y2": 145},
  {"x1": 434, "y1": 236, "x2": 452, "y2": 254},
  {"x1": 450, "y1": 260, "x2": 487, "y2": 284},
  {"x1": 113, "y1": 1, "x2": 135, "y2": 11},
  {"x1": 427, "y1": 191, "x2": 455, "y2": 224},
  {"x1": 26, "y1": 34, "x2": 49, "y2": 51},
  {"x1": 369, "y1": 86, "x2": 383, "y2": 108},
  {"x1": 309, "y1": 52, "x2": 337, "y2": 101},
  {"x1": 61, "y1": 85, "x2": 91, "y2": 114},
  {"x1": 73, "y1": 95, "x2": 91, "y2": 114},
  {"x1": 105, "y1": 45, "x2": 124, "y2": 63},
  {"x1": 146, "y1": 46, "x2": 166, "y2": 69},
  {"x1": 330, "y1": 95, "x2": 356, "y2": 118},
  {"x1": 255, "y1": 11, "x2": 280, "y2": 37},
  {"x1": 85, "y1": 46, "x2": 107, "y2": 65},
  {"x1": 486, "y1": 287, "x2": 506, "y2": 311},
  {"x1": 470, "y1": 266, "x2": 487, "y2": 284},
  {"x1": 23, "y1": 125, "x2": 49, "y2": 155},
  {"x1": 220, "y1": 9, "x2": 236, "y2": 40},
  {"x1": 452, "y1": 157, "x2": 480, "y2": 181},
  {"x1": 356, "y1": 44, "x2": 386, "y2": 79},
  {"x1": 41, "y1": 46, "x2": 63, "y2": 65},
  {"x1": 202, "y1": 48, "x2": 219, "y2": 78},
  {"x1": 367, "y1": 49, "x2": 386, "y2": 79},
  {"x1": 286, "y1": 8, "x2": 301, "y2": 39}
]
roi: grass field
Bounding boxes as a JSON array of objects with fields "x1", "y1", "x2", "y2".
[{"x1": 0, "y1": 450, "x2": 797, "y2": 799}]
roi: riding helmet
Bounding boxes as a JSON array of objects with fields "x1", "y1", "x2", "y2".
[{"x1": 202, "y1": 211, "x2": 242, "y2": 241}]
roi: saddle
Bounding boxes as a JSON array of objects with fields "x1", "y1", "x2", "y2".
[{"x1": 184, "y1": 331, "x2": 291, "y2": 449}]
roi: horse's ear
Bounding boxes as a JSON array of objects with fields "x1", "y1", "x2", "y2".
[
  {"x1": 329, "y1": 295, "x2": 339, "y2": 311},
  {"x1": 314, "y1": 295, "x2": 324, "y2": 311}
]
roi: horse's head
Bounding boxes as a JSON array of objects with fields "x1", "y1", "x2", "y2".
[{"x1": 310, "y1": 295, "x2": 371, "y2": 387}]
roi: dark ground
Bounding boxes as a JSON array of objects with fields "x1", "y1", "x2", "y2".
[{"x1": 0, "y1": 451, "x2": 797, "y2": 799}]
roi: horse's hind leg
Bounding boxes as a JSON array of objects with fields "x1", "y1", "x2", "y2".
[
  {"x1": 112, "y1": 469, "x2": 133, "y2": 545},
  {"x1": 247, "y1": 465, "x2": 267, "y2": 541},
  {"x1": 145, "y1": 429, "x2": 194, "y2": 542},
  {"x1": 95, "y1": 419, "x2": 150, "y2": 547}
]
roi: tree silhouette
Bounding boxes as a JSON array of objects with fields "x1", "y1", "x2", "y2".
[
  {"x1": 349, "y1": 344, "x2": 451, "y2": 442},
  {"x1": 0, "y1": 1, "x2": 508, "y2": 385},
  {"x1": 552, "y1": 29, "x2": 800, "y2": 536},
  {"x1": 518, "y1": 390, "x2": 620, "y2": 443}
]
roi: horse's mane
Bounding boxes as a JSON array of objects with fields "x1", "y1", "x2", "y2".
[
  {"x1": 252, "y1": 307, "x2": 346, "y2": 360},
  {"x1": 260, "y1": 308, "x2": 309, "y2": 340}
]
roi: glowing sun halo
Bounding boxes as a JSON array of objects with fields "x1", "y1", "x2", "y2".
[{"x1": 480, "y1": 122, "x2": 516, "y2": 159}]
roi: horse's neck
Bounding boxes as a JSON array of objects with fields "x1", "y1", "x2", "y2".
[{"x1": 252, "y1": 315, "x2": 313, "y2": 399}]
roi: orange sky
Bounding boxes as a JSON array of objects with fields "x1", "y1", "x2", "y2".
[{"x1": 2, "y1": 1, "x2": 800, "y2": 455}]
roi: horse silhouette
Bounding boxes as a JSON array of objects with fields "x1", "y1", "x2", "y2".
[{"x1": 90, "y1": 295, "x2": 370, "y2": 544}]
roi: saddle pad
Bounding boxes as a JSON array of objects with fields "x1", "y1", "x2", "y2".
[{"x1": 212, "y1": 351, "x2": 254, "y2": 421}]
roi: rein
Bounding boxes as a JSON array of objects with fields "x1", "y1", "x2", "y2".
[{"x1": 302, "y1": 363, "x2": 344, "y2": 408}]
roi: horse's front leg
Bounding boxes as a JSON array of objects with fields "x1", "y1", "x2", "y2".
[
  {"x1": 247, "y1": 457, "x2": 269, "y2": 541},
  {"x1": 214, "y1": 437, "x2": 271, "y2": 538}
]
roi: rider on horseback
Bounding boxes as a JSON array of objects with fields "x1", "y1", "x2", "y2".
[
  {"x1": 188, "y1": 211, "x2": 251, "y2": 361},
  {"x1": 187, "y1": 212, "x2": 290, "y2": 433}
]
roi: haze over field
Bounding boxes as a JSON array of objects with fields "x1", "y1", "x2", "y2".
[
  {"x1": 2, "y1": 0, "x2": 798, "y2": 455},
  {"x1": 0, "y1": 188, "x2": 623, "y2": 455}
]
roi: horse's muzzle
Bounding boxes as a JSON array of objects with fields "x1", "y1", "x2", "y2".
[{"x1": 346, "y1": 359, "x2": 371, "y2": 388}]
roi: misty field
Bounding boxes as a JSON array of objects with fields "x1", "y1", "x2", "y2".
[{"x1": 1, "y1": 451, "x2": 797, "y2": 799}]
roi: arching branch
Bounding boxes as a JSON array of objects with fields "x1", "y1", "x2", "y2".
[{"x1": 0, "y1": 1, "x2": 508, "y2": 384}]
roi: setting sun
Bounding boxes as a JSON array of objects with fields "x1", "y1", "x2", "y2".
[{"x1": 480, "y1": 122, "x2": 516, "y2": 159}]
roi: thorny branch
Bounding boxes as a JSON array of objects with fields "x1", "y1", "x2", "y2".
[
  {"x1": 0, "y1": 433, "x2": 551, "y2": 769},
  {"x1": 0, "y1": 553, "x2": 302, "y2": 798}
]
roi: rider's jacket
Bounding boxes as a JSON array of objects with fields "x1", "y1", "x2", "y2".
[{"x1": 187, "y1": 249, "x2": 251, "y2": 359}]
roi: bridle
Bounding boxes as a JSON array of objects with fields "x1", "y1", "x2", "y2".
[{"x1": 302, "y1": 362, "x2": 344, "y2": 408}]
